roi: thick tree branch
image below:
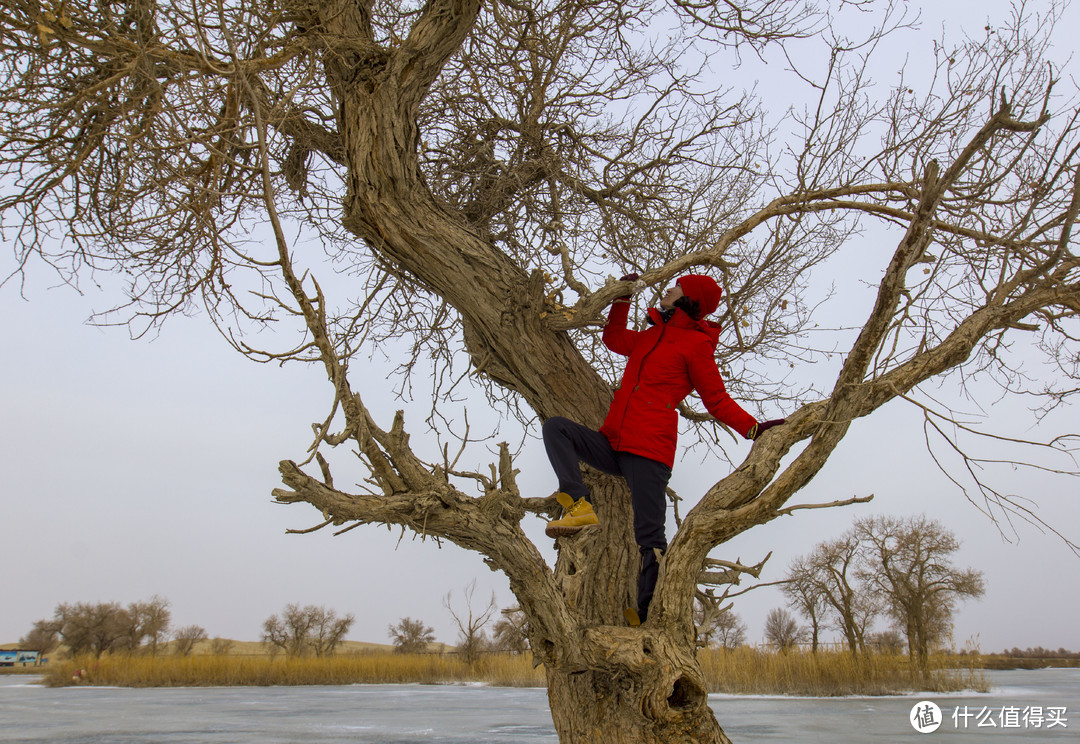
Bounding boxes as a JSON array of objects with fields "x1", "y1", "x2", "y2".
[{"x1": 651, "y1": 101, "x2": 1070, "y2": 636}]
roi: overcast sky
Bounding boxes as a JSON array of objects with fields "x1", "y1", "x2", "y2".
[{"x1": 2, "y1": 1, "x2": 1079, "y2": 655}]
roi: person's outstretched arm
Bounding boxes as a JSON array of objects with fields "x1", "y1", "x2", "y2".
[{"x1": 602, "y1": 274, "x2": 642, "y2": 356}]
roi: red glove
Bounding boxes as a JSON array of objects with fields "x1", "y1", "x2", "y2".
[
  {"x1": 748, "y1": 419, "x2": 785, "y2": 440},
  {"x1": 616, "y1": 273, "x2": 640, "y2": 301}
]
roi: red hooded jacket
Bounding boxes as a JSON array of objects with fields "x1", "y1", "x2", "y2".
[{"x1": 599, "y1": 299, "x2": 757, "y2": 467}]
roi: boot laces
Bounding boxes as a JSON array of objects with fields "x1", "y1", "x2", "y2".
[{"x1": 569, "y1": 499, "x2": 590, "y2": 516}]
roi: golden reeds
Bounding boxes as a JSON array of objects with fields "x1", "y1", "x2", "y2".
[
  {"x1": 40, "y1": 647, "x2": 987, "y2": 696},
  {"x1": 698, "y1": 646, "x2": 989, "y2": 696},
  {"x1": 42, "y1": 651, "x2": 546, "y2": 689}
]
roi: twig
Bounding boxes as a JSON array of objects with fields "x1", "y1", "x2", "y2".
[{"x1": 286, "y1": 518, "x2": 334, "y2": 535}]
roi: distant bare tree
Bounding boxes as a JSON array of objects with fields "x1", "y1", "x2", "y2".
[
  {"x1": 262, "y1": 604, "x2": 352, "y2": 657},
  {"x1": 763, "y1": 608, "x2": 806, "y2": 652},
  {"x1": 262, "y1": 604, "x2": 317, "y2": 657},
  {"x1": 54, "y1": 602, "x2": 129, "y2": 658},
  {"x1": 308, "y1": 606, "x2": 355, "y2": 657},
  {"x1": 782, "y1": 557, "x2": 830, "y2": 653},
  {"x1": 709, "y1": 608, "x2": 747, "y2": 651},
  {"x1": 121, "y1": 596, "x2": 172, "y2": 655},
  {"x1": 173, "y1": 625, "x2": 208, "y2": 656},
  {"x1": 19, "y1": 619, "x2": 61, "y2": 661},
  {"x1": 855, "y1": 515, "x2": 985, "y2": 668},
  {"x1": 798, "y1": 537, "x2": 878, "y2": 655},
  {"x1": 693, "y1": 597, "x2": 747, "y2": 649},
  {"x1": 868, "y1": 629, "x2": 906, "y2": 654},
  {"x1": 209, "y1": 637, "x2": 235, "y2": 655},
  {"x1": 444, "y1": 580, "x2": 498, "y2": 665},
  {"x1": 491, "y1": 606, "x2": 530, "y2": 654},
  {"x1": 388, "y1": 617, "x2": 437, "y2": 654}
]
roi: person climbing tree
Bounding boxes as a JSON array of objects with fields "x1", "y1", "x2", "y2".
[{"x1": 543, "y1": 273, "x2": 785, "y2": 624}]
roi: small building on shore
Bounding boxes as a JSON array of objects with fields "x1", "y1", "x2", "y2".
[{"x1": 0, "y1": 649, "x2": 41, "y2": 666}]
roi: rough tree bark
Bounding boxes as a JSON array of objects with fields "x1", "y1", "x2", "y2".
[{"x1": 2, "y1": 1, "x2": 1079, "y2": 742}]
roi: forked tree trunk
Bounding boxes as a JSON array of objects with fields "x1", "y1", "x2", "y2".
[{"x1": 539, "y1": 480, "x2": 730, "y2": 743}]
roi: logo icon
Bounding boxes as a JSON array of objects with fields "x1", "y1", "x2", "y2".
[{"x1": 911, "y1": 701, "x2": 943, "y2": 733}]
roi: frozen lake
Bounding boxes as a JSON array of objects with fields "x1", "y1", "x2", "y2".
[{"x1": 0, "y1": 668, "x2": 1076, "y2": 742}]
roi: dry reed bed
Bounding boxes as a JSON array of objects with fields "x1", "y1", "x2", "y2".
[
  {"x1": 43, "y1": 652, "x2": 546, "y2": 688},
  {"x1": 699, "y1": 647, "x2": 989, "y2": 696},
  {"x1": 41, "y1": 648, "x2": 988, "y2": 695}
]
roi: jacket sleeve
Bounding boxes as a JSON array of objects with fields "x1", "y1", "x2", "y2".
[
  {"x1": 687, "y1": 342, "x2": 758, "y2": 439},
  {"x1": 602, "y1": 298, "x2": 639, "y2": 356}
]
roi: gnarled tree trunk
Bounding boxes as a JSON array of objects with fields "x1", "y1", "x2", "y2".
[{"x1": 545, "y1": 635, "x2": 728, "y2": 744}]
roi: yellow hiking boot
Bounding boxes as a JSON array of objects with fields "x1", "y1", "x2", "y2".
[{"x1": 545, "y1": 492, "x2": 599, "y2": 537}]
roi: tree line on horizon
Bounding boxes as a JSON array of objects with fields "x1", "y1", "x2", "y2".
[
  {"x1": 17, "y1": 598, "x2": 351, "y2": 659},
  {"x1": 14, "y1": 516, "x2": 1058, "y2": 664},
  {"x1": 16, "y1": 589, "x2": 526, "y2": 662},
  {"x1": 19, "y1": 596, "x2": 212, "y2": 659}
]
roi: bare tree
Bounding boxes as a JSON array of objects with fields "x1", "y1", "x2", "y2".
[
  {"x1": 763, "y1": 608, "x2": 806, "y2": 652},
  {"x1": 786, "y1": 515, "x2": 984, "y2": 665},
  {"x1": 307, "y1": 606, "x2": 355, "y2": 657},
  {"x1": 261, "y1": 603, "x2": 352, "y2": 656},
  {"x1": 263, "y1": 605, "x2": 313, "y2": 657},
  {"x1": 173, "y1": 625, "x2": 208, "y2": 656},
  {"x1": 388, "y1": 617, "x2": 438, "y2": 654},
  {"x1": 783, "y1": 556, "x2": 834, "y2": 654},
  {"x1": 54, "y1": 602, "x2": 129, "y2": 658},
  {"x1": 868, "y1": 629, "x2": 905, "y2": 654},
  {"x1": 491, "y1": 606, "x2": 530, "y2": 654},
  {"x1": 695, "y1": 603, "x2": 746, "y2": 650},
  {"x1": 717, "y1": 611, "x2": 748, "y2": 651},
  {"x1": 797, "y1": 537, "x2": 879, "y2": 656},
  {"x1": 121, "y1": 596, "x2": 172, "y2": 655},
  {"x1": 855, "y1": 515, "x2": 985, "y2": 668},
  {"x1": 19, "y1": 619, "x2": 61, "y2": 661},
  {"x1": 2, "y1": 0, "x2": 1079, "y2": 740},
  {"x1": 171, "y1": 625, "x2": 208, "y2": 656},
  {"x1": 209, "y1": 637, "x2": 235, "y2": 655},
  {"x1": 263, "y1": 604, "x2": 317, "y2": 656},
  {"x1": 444, "y1": 579, "x2": 498, "y2": 665}
]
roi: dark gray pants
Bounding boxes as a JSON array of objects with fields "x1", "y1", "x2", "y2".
[{"x1": 542, "y1": 416, "x2": 671, "y2": 619}]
